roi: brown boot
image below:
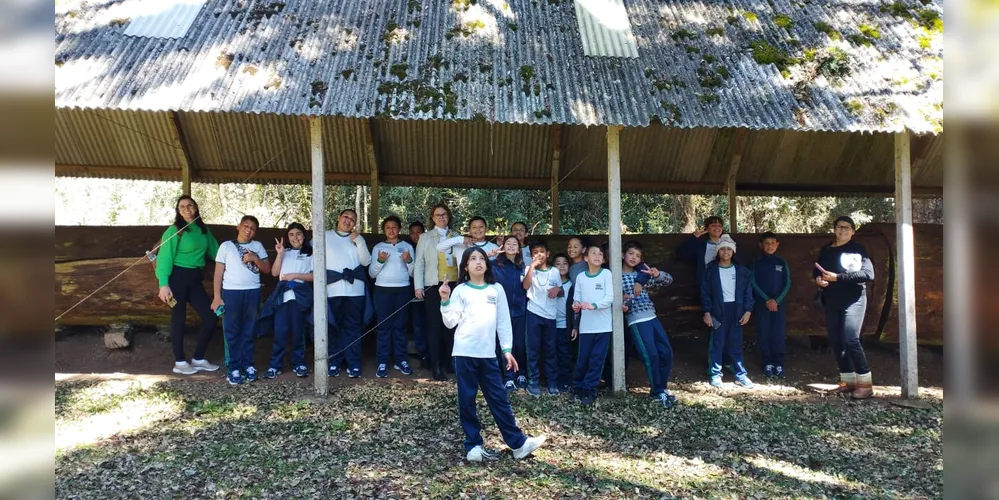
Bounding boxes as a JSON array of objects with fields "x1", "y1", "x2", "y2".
[
  {"x1": 852, "y1": 372, "x2": 874, "y2": 399},
  {"x1": 830, "y1": 372, "x2": 856, "y2": 395}
]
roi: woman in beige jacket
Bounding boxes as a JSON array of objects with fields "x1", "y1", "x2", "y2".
[{"x1": 414, "y1": 202, "x2": 463, "y2": 381}]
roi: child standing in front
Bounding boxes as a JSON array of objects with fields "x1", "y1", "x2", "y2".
[
  {"x1": 553, "y1": 253, "x2": 573, "y2": 393},
  {"x1": 571, "y1": 245, "x2": 614, "y2": 405},
  {"x1": 701, "y1": 235, "x2": 754, "y2": 388},
  {"x1": 621, "y1": 240, "x2": 677, "y2": 408},
  {"x1": 523, "y1": 239, "x2": 562, "y2": 396},
  {"x1": 370, "y1": 216, "x2": 416, "y2": 378},
  {"x1": 751, "y1": 232, "x2": 791, "y2": 380},
  {"x1": 440, "y1": 247, "x2": 546, "y2": 462},
  {"x1": 211, "y1": 215, "x2": 271, "y2": 386}
]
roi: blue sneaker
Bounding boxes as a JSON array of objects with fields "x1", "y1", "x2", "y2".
[
  {"x1": 516, "y1": 375, "x2": 527, "y2": 389},
  {"x1": 376, "y1": 364, "x2": 388, "y2": 378},
  {"x1": 665, "y1": 391, "x2": 677, "y2": 404},
  {"x1": 294, "y1": 365, "x2": 309, "y2": 377},
  {"x1": 263, "y1": 367, "x2": 280, "y2": 379},
  {"x1": 227, "y1": 369, "x2": 244, "y2": 386},
  {"x1": 347, "y1": 368, "x2": 361, "y2": 378},
  {"x1": 734, "y1": 375, "x2": 754, "y2": 389},
  {"x1": 709, "y1": 376, "x2": 723, "y2": 388},
  {"x1": 526, "y1": 383, "x2": 542, "y2": 396},
  {"x1": 328, "y1": 365, "x2": 340, "y2": 378},
  {"x1": 244, "y1": 367, "x2": 258, "y2": 383},
  {"x1": 655, "y1": 392, "x2": 674, "y2": 409},
  {"x1": 547, "y1": 385, "x2": 560, "y2": 396},
  {"x1": 775, "y1": 365, "x2": 785, "y2": 379},
  {"x1": 394, "y1": 361, "x2": 413, "y2": 375},
  {"x1": 763, "y1": 365, "x2": 775, "y2": 378},
  {"x1": 504, "y1": 380, "x2": 516, "y2": 393},
  {"x1": 557, "y1": 383, "x2": 570, "y2": 393}
]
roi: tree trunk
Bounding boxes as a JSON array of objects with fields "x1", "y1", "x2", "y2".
[{"x1": 672, "y1": 195, "x2": 697, "y2": 233}]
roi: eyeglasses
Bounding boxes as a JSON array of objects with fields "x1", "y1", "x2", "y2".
[
  {"x1": 433, "y1": 212, "x2": 448, "y2": 218},
  {"x1": 834, "y1": 225, "x2": 853, "y2": 230},
  {"x1": 178, "y1": 204, "x2": 196, "y2": 210}
]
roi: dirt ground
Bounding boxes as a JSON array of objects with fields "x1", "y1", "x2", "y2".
[{"x1": 55, "y1": 325, "x2": 944, "y2": 391}]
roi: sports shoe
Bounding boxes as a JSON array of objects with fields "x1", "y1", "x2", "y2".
[
  {"x1": 516, "y1": 375, "x2": 527, "y2": 389},
  {"x1": 465, "y1": 445, "x2": 501, "y2": 462},
  {"x1": 763, "y1": 364, "x2": 775, "y2": 378},
  {"x1": 547, "y1": 385, "x2": 560, "y2": 396},
  {"x1": 227, "y1": 369, "x2": 244, "y2": 386},
  {"x1": 775, "y1": 365, "x2": 785, "y2": 379},
  {"x1": 504, "y1": 380, "x2": 516, "y2": 393},
  {"x1": 172, "y1": 361, "x2": 198, "y2": 375},
  {"x1": 328, "y1": 365, "x2": 341, "y2": 377},
  {"x1": 709, "y1": 376, "x2": 723, "y2": 388},
  {"x1": 244, "y1": 366, "x2": 258, "y2": 383},
  {"x1": 577, "y1": 393, "x2": 595, "y2": 406},
  {"x1": 512, "y1": 435, "x2": 546, "y2": 460},
  {"x1": 394, "y1": 361, "x2": 413, "y2": 375},
  {"x1": 734, "y1": 375, "x2": 754, "y2": 389},
  {"x1": 376, "y1": 364, "x2": 388, "y2": 378},
  {"x1": 655, "y1": 392, "x2": 674, "y2": 409},
  {"x1": 191, "y1": 359, "x2": 220, "y2": 372},
  {"x1": 294, "y1": 365, "x2": 309, "y2": 377},
  {"x1": 526, "y1": 383, "x2": 542, "y2": 396},
  {"x1": 664, "y1": 391, "x2": 678, "y2": 404},
  {"x1": 557, "y1": 383, "x2": 570, "y2": 393},
  {"x1": 347, "y1": 368, "x2": 361, "y2": 378},
  {"x1": 264, "y1": 368, "x2": 280, "y2": 379}
]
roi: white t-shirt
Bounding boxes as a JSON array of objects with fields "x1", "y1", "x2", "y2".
[
  {"x1": 278, "y1": 248, "x2": 313, "y2": 302},
  {"x1": 525, "y1": 266, "x2": 562, "y2": 320},
  {"x1": 704, "y1": 240, "x2": 719, "y2": 266},
  {"x1": 555, "y1": 279, "x2": 571, "y2": 329},
  {"x1": 323, "y1": 232, "x2": 372, "y2": 298},
  {"x1": 719, "y1": 264, "x2": 737, "y2": 303},
  {"x1": 436, "y1": 237, "x2": 500, "y2": 269},
  {"x1": 369, "y1": 240, "x2": 415, "y2": 287},
  {"x1": 215, "y1": 240, "x2": 269, "y2": 290},
  {"x1": 441, "y1": 282, "x2": 513, "y2": 358},
  {"x1": 572, "y1": 268, "x2": 614, "y2": 334}
]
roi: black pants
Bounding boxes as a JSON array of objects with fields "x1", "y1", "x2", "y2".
[
  {"x1": 824, "y1": 295, "x2": 870, "y2": 375},
  {"x1": 168, "y1": 266, "x2": 218, "y2": 362},
  {"x1": 423, "y1": 283, "x2": 456, "y2": 368}
]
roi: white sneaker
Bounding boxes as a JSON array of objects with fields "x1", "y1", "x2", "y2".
[
  {"x1": 512, "y1": 435, "x2": 546, "y2": 460},
  {"x1": 465, "y1": 445, "x2": 500, "y2": 462},
  {"x1": 172, "y1": 361, "x2": 198, "y2": 375},
  {"x1": 191, "y1": 359, "x2": 219, "y2": 372}
]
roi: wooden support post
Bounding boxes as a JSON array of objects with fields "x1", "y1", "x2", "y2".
[
  {"x1": 894, "y1": 132, "x2": 918, "y2": 399},
  {"x1": 310, "y1": 117, "x2": 329, "y2": 397},
  {"x1": 946, "y1": 124, "x2": 972, "y2": 410},
  {"x1": 363, "y1": 120, "x2": 380, "y2": 233},
  {"x1": 606, "y1": 126, "x2": 626, "y2": 393},
  {"x1": 551, "y1": 126, "x2": 562, "y2": 234},
  {"x1": 171, "y1": 111, "x2": 195, "y2": 195},
  {"x1": 726, "y1": 129, "x2": 747, "y2": 233}
]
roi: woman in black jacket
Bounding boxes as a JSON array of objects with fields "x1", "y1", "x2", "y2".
[{"x1": 813, "y1": 216, "x2": 875, "y2": 399}]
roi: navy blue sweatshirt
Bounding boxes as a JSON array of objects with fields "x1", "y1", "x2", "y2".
[
  {"x1": 751, "y1": 254, "x2": 791, "y2": 306},
  {"x1": 813, "y1": 241, "x2": 874, "y2": 308},
  {"x1": 700, "y1": 260, "x2": 754, "y2": 319}
]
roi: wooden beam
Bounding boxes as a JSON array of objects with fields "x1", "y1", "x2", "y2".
[
  {"x1": 894, "y1": 132, "x2": 918, "y2": 399},
  {"x1": 171, "y1": 111, "x2": 195, "y2": 195},
  {"x1": 363, "y1": 119, "x2": 380, "y2": 233},
  {"x1": 56, "y1": 164, "x2": 183, "y2": 179},
  {"x1": 726, "y1": 129, "x2": 748, "y2": 233},
  {"x1": 606, "y1": 125, "x2": 626, "y2": 394},
  {"x1": 551, "y1": 126, "x2": 563, "y2": 234},
  {"x1": 310, "y1": 117, "x2": 329, "y2": 397}
]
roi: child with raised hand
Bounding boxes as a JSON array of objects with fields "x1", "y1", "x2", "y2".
[
  {"x1": 552, "y1": 253, "x2": 573, "y2": 393},
  {"x1": 440, "y1": 246, "x2": 546, "y2": 462},
  {"x1": 211, "y1": 215, "x2": 271, "y2": 386},
  {"x1": 621, "y1": 240, "x2": 676, "y2": 407},
  {"x1": 263, "y1": 222, "x2": 314, "y2": 379},
  {"x1": 571, "y1": 245, "x2": 614, "y2": 405},
  {"x1": 522, "y1": 239, "x2": 563, "y2": 396},
  {"x1": 369, "y1": 216, "x2": 416, "y2": 378},
  {"x1": 437, "y1": 216, "x2": 501, "y2": 268},
  {"x1": 701, "y1": 235, "x2": 754, "y2": 389}
]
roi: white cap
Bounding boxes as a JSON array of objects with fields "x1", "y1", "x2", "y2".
[{"x1": 715, "y1": 234, "x2": 737, "y2": 254}]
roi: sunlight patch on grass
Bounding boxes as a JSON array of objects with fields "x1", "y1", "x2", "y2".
[{"x1": 746, "y1": 455, "x2": 861, "y2": 488}]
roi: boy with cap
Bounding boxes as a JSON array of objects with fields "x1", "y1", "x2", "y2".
[{"x1": 700, "y1": 235, "x2": 754, "y2": 388}]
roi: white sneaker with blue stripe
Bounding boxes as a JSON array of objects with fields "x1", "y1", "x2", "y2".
[{"x1": 465, "y1": 445, "x2": 500, "y2": 462}]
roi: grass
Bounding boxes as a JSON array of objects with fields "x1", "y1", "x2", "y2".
[{"x1": 55, "y1": 378, "x2": 942, "y2": 498}]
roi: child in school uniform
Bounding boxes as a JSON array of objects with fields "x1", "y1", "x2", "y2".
[
  {"x1": 571, "y1": 245, "x2": 614, "y2": 405},
  {"x1": 621, "y1": 241, "x2": 676, "y2": 408},
  {"x1": 437, "y1": 216, "x2": 502, "y2": 269},
  {"x1": 701, "y1": 235, "x2": 754, "y2": 389},
  {"x1": 263, "y1": 223, "x2": 313, "y2": 379},
  {"x1": 523, "y1": 239, "x2": 563, "y2": 396},
  {"x1": 552, "y1": 253, "x2": 573, "y2": 393},
  {"x1": 492, "y1": 235, "x2": 529, "y2": 391},
  {"x1": 370, "y1": 216, "x2": 416, "y2": 378},
  {"x1": 440, "y1": 246, "x2": 546, "y2": 462},
  {"x1": 751, "y1": 231, "x2": 791, "y2": 379},
  {"x1": 211, "y1": 215, "x2": 271, "y2": 386}
]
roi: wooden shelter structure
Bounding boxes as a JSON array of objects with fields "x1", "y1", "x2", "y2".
[{"x1": 55, "y1": 0, "x2": 943, "y2": 398}]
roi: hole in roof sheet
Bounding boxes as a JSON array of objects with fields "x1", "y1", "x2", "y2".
[
  {"x1": 123, "y1": 0, "x2": 207, "y2": 39},
  {"x1": 573, "y1": 0, "x2": 638, "y2": 58}
]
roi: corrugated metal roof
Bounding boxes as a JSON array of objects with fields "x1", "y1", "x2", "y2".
[
  {"x1": 574, "y1": 0, "x2": 639, "y2": 58},
  {"x1": 123, "y1": 1, "x2": 207, "y2": 39},
  {"x1": 55, "y1": 0, "x2": 943, "y2": 134}
]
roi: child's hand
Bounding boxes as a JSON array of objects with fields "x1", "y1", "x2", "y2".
[
  {"x1": 488, "y1": 247, "x2": 502, "y2": 257},
  {"x1": 622, "y1": 303, "x2": 629, "y2": 313},
  {"x1": 766, "y1": 299, "x2": 778, "y2": 312},
  {"x1": 815, "y1": 276, "x2": 830, "y2": 288},
  {"x1": 401, "y1": 250, "x2": 412, "y2": 263},
  {"x1": 211, "y1": 296, "x2": 225, "y2": 313},
  {"x1": 463, "y1": 236, "x2": 475, "y2": 245},
  {"x1": 572, "y1": 301, "x2": 583, "y2": 313},
  {"x1": 350, "y1": 227, "x2": 360, "y2": 241},
  {"x1": 571, "y1": 329, "x2": 578, "y2": 341},
  {"x1": 377, "y1": 250, "x2": 390, "y2": 262},
  {"x1": 641, "y1": 266, "x2": 661, "y2": 279},
  {"x1": 279, "y1": 273, "x2": 291, "y2": 282},
  {"x1": 693, "y1": 228, "x2": 707, "y2": 238},
  {"x1": 274, "y1": 237, "x2": 285, "y2": 253},
  {"x1": 633, "y1": 282, "x2": 643, "y2": 296},
  {"x1": 439, "y1": 281, "x2": 451, "y2": 301},
  {"x1": 739, "y1": 311, "x2": 752, "y2": 325},
  {"x1": 547, "y1": 287, "x2": 560, "y2": 299},
  {"x1": 415, "y1": 288, "x2": 425, "y2": 300},
  {"x1": 504, "y1": 352, "x2": 519, "y2": 373},
  {"x1": 582, "y1": 303, "x2": 596, "y2": 311},
  {"x1": 703, "y1": 313, "x2": 713, "y2": 328}
]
